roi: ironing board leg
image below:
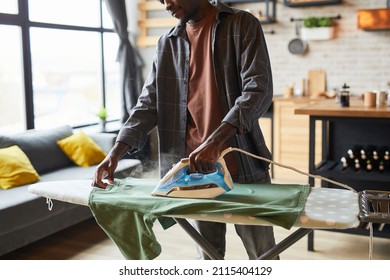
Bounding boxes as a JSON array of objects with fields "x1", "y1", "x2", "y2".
[
  {"x1": 257, "y1": 228, "x2": 314, "y2": 260},
  {"x1": 174, "y1": 219, "x2": 313, "y2": 260},
  {"x1": 308, "y1": 230, "x2": 315, "y2": 251},
  {"x1": 174, "y1": 218, "x2": 224, "y2": 260}
]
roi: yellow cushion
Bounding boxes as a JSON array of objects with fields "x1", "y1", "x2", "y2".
[
  {"x1": 57, "y1": 131, "x2": 107, "y2": 167},
  {"x1": 0, "y1": 145, "x2": 40, "y2": 190}
]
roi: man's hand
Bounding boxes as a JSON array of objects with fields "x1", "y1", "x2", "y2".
[
  {"x1": 91, "y1": 142, "x2": 131, "y2": 189},
  {"x1": 189, "y1": 122, "x2": 238, "y2": 174}
]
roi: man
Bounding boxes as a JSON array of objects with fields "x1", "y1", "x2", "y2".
[{"x1": 93, "y1": 0, "x2": 276, "y2": 260}]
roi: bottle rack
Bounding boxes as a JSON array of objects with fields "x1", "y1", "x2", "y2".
[
  {"x1": 310, "y1": 143, "x2": 390, "y2": 189},
  {"x1": 313, "y1": 160, "x2": 390, "y2": 185},
  {"x1": 340, "y1": 145, "x2": 389, "y2": 173}
]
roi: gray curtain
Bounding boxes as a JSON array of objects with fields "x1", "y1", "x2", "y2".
[{"x1": 105, "y1": 0, "x2": 144, "y2": 123}]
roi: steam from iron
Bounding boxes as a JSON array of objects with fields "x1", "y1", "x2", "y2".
[{"x1": 119, "y1": 150, "x2": 183, "y2": 180}]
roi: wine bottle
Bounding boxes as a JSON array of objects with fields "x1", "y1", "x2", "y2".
[
  {"x1": 379, "y1": 160, "x2": 385, "y2": 173},
  {"x1": 340, "y1": 156, "x2": 348, "y2": 171},
  {"x1": 348, "y1": 145, "x2": 363, "y2": 160},
  {"x1": 384, "y1": 148, "x2": 390, "y2": 171},
  {"x1": 354, "y1": 158, "x2": 361, "y2": 171},
  {"x1": 370, "y1": 148, "x2": 380, "y2": 171},
  {"x1": 372, "y1": 149, "x2": 379, "y2": 161},
  {"x1": 360, "y1": 146, "x2": 373, "y2": 160},
  {"x1": 384, "y1": 149, "x2": 390, "y2": 161},
  {"x1": 365, "y1": 159, "x2": 373, "y2": 172},
  {"x1": 378, "y1": 146, "x2": 389, "y2": 168},
  {"x1": 360, "y1": 148, "x2": 367, "y2": 160},
  {"x1": 347, "y1": 148, "x2": 355, "y2": 160}
]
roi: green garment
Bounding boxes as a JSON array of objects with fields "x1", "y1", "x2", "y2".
[{"x1": 89, "y1": 177, "x2": 310, "y2": 260}]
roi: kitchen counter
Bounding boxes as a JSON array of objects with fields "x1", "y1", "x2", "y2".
[{"x1": 295, "y1": 97, "x2": 390, "y2": 118}]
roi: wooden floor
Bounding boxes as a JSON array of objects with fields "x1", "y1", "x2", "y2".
[{"x1": 2, "y1": 217, "x2": 389, "y2": 260}]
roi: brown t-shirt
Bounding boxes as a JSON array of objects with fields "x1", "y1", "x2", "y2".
[{"x1": 185, "y1": 9, "x2": 237, "y2": 176}]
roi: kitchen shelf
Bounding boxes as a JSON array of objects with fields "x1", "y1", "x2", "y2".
[
  {"x1": 221, "y1": 0, "x2": 277, "y2": 24},
  {"x1": 222, "y1": 0, "x2": 267, "y2": 2},
  {"x1": 136, "y1": 0, "x2": 276, "y2": 48},
  {"x1": 284, "y1": 0, "x2": 342, "y2": 7},
  {"x1": 136, "y1": 0, "x2": 178, "y2": 48}
]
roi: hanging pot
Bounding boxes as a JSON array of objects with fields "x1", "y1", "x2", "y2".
[{"x1": 288, "y1": 21, "x2": 308, "y2": 55}]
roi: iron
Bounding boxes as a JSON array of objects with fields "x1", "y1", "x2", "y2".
[{"x1": 151, "y1": 157, "x2": 233, "y2": 199}]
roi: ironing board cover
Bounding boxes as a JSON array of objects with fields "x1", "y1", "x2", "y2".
[{"x1": 88, "y1": 177, "x2": 310, "y2": 260}]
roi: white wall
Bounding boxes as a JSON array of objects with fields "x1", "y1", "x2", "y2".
[{"x1": 130, "y1": 0, "x2": 390, "y2": 96}]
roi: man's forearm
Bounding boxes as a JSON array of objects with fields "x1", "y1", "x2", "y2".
[
  {"x1": 207, "y1": 122, "x2": 239, "y2": 150},
  {"x1": 109, "y1": 141, "x2": 132, "y2": 160}
]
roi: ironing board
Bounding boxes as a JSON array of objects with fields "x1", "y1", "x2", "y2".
[{"x1": 28, "y1": 178, "x2": 364, "y2": 260}]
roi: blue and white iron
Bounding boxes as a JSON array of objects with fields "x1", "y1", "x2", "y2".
[
  {"x1": 151, "y1": 157, "x2": 233, "y2": 199},
  {"x1": 151, "y1": 146, "x2": 357, "y2": 199}
]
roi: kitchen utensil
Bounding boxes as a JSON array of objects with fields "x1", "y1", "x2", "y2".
[
  {"x1": 363, "y1": 92, "x2": 376, "y2": 107},
  {"x1": 288, "y1": 21, "x2": 308, "y2": 55},
  {"x1": 377, "y1": 91, "x2": 387, "y2": 106},
  {"x1": 307, "y1": 69, "x2": 326, "y2": 96},
  {"x1": 339, "y1": 83, "x2": 350, "y2": 107}
]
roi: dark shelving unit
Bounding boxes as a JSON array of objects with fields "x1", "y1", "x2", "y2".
[{"x1": 304, "y1": 113, "x2": 390, "y2": 251}]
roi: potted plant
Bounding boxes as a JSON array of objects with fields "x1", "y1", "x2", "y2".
[
  {"x1": 97, "y1": 106, "x2": 107, "y2": 132},
  {"x1": 301, "y1": 16, "x2": 335, "y2": 41}
]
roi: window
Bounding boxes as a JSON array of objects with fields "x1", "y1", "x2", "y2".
[
  {"x1": 0, "y1": 25, "x2": 25, "y2": 132},
  {"x1": 0, "y1": 0, "x2": 18, "y2": 14},
  {"x1": 28, "y1": 0, "x2": 101, "y2": 27},
  {"x1": 0, "y1": 0, "x2": 119, "y2": 133}
]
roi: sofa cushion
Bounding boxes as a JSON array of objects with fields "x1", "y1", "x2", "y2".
[
  {"x1": 0, "y1": 145, "x2": 40, "y2": 190},
  {"x1": 57, "y1": 131, "x2": 107, "y2": 167},
  {"x1": 88, "y1": 132, "x2": 116, "y2": 154},
  {"x1": 0, "y1": 125, "x2": 73, "y2": 174}
]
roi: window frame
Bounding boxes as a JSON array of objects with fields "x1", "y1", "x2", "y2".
[{"x1": 0, "y1": 0, "x2": 115, "y2": 130}]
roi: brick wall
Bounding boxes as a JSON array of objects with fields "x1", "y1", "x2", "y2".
[{"x1": 133, "y1": 0, "x2": 390, "y2": 96}]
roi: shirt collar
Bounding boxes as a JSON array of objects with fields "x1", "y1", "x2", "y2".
[{"x1": 167, "y1": 0, "x2": 234, "y2": 39}]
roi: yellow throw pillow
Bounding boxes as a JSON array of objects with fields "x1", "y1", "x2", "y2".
[
  {"x1": 57, "y1": 131, "x2": 107, "y2": 167},
  {"x1": 0, "y1": 145, "x2": 40, "y2": 190}
]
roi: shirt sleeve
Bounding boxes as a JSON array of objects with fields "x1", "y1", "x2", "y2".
[{"x1": 222, "y1": 13, "x2": 273, "y2": 133}]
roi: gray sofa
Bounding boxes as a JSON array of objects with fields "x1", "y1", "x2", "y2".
[{"x1": 0, "y1": 125, "x2": 142, "y2": 256}]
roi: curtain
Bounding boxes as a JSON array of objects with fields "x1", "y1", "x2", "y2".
[{"x1": 105, "y1": 0, "x2": 144, "y2": 123}]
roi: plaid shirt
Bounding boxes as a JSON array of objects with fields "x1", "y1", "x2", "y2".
[{"x1": 117, "y1": 1, "x2": 273, "y2": 183}]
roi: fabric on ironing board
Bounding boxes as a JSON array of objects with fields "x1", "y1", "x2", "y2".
[{"x1": 88, "y1": 177, "x2": 310, "y2": 260}]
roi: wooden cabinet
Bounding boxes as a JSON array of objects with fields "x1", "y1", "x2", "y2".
[
  {"x1": 272, "y1": 97, "x2": 322, "y2": 184},
  {"x1": 258, "y1": 117, "x2": 272, "y2": 153}
]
